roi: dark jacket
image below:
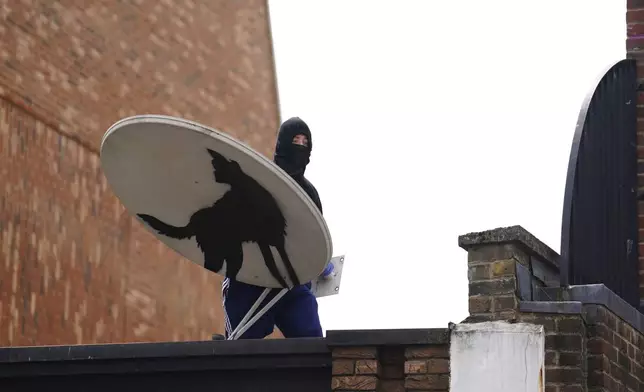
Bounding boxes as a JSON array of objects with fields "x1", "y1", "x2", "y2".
[{"x1": 273, "y1": 117, "x2": 323, "y2": 214}]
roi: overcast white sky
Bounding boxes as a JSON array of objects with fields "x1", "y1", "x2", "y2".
[{"x1": 268, "y1": 1, "x2": 627, "y2": 331}]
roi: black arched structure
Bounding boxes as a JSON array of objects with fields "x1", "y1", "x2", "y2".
[{"x1": 561, "y1": 59, "x2": 639, "y2": 309}]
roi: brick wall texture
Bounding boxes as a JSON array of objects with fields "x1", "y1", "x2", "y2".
[
  {"x1": 331, "y1": 344, "x2": 450, "y2": 392},
  {"x1": 0, "y1": 0, "x2": 282, "y2": 345},
  {"x1": 626, "y1": 0, "x2": 644, "y2": 308},
  {"x1": 464, "y1": 240, "x2": 644, "y2": 392},
  {"x1": 585, "y1": 305, "x2": 643, "y2": 392}
]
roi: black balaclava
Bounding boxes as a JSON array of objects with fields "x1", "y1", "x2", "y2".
[{"x1": 274, "y1": 117, "x2": 313, "y2": 179}]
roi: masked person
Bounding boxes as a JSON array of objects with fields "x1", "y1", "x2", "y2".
[{"x1": 217, "y1": 117, "x2": 327, "y2": 340}]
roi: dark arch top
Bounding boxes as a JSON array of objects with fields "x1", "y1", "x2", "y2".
[{"x1": 560, "y1": 59, "x2": 640, "y2": 309}]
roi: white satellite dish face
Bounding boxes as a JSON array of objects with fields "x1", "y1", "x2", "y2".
[{"x1": 100, "y1": 115, "x2": 332, "y2": 289}]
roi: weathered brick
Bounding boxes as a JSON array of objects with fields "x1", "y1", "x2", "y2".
[
  {"x1": 545, "y1": 350, "x2": 557, "y2": 366},
  {"x1": 380, "y1": 364, "x2": 404, "y2": 379},
  {"x1": 589, "y1": 322, "x2": 612, "y2": 341},
  {"x1": 560, "y1": 386, "x2": 584, "y2": 392},
  {"x1": 333, "y1": 347, "x2": 378, "y2": 359},
  {"x1": 405, "y1": 345, "x2": 449, "y2": 359},
  {"x1": 490, "y1": 259, "x2": 515, "y2": 277},
  {"x1": 603, "y1": 372, "x2": 622, "y2": 392},
  {"x1": 355, "y1": 360, "x2": 378, "y2": 375},
  {"x1": 615, "y1": 335, "x2": 628, "y2": 352},
  {"x1": 557, "y1": 317, "x2": 583, "y2": 334},
  {"x1": 559, "y1": 352, "x2": 582, "y2": 367},
  {"x1": 468, "y1": 264, "x2": 490, "y2": 281},
  {"x1": 404, "y1": 374, "x2": 449, "y2": 390},
  {"x1": 520, "y1": 313, "x2": 556, "y2": 331},
  {"x1": 627, "y1": 9, "x2": 644, "y2": 24},
  {"x1": 333, "y1": 359, "x2": 355, "y2": 375},
  {"x1": 618, "y1": 320, "x2": 632, "y2": 340},
  {"x1": 468, "y1": 296, "x2": 491, "y2": 313},
  {"x1": 634, "y1": 362, "x2": 644, "y2": 383},
  {"x1": 378, "y1": 380, "x2": 405, "y2": 392},
  {"x1": 628, "y1": 23, "x2": 644, "y2": 37},
  {"x1": 379, "y1": 346, "x2": 405, "y2": 365},
  {"x1": 493, "y1": 295, "x2": 517, "y2": 311},
  {"x1": 462, "y1": 313, "x2": 495, "y2": 323},
  {"x1": 546, "y1": 334, "x2": 583, "y2": 352},
  {"x1": 625, "y1": 372, "x2": 639, "y2": 391},
  {"x1": 546, "y1": 367, "x2": 584, "y2": 384},
  {"x1": 609, "y1": 362, "x2": 627, "y2": 386},
  {"x1": 404, "y1": 360, "x2": 427, "y2": 374},
  {"x1": 629, "y1": 0, "x2": 644, "y2": 10},
  {"x1": 587, "y1": 337, "x2": 609, "y2": 355},
  {"x1": 332, "y1": 375, "x2": 377, "y2": 391},
  {"x1": 587, "y1": 370, "x2": 605, "y2": 388},
  {"x1": 469, "y1": 277, "x2": 516, "y2": 296},
  {"x1": 617, "y1": 351, "x2": 631, "y2": 370},
  {"x1": 426, "y1": 359, "x2": 449, "y2": 374}
]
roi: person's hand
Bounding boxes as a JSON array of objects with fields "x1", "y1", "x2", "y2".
[{"x1": 320, "y1": 262, "x2": 335, "y2": 280}]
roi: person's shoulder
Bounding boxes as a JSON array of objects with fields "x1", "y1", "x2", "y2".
[
  {"x1": 302, "y1": 176, "x2": 320, "y2": 197},
  {"x1": 301, "y1": 176, "x2": 323, "y2": 213},
  {"x1": 301, "y1": 176, "x2": 317, "y2": 189}
]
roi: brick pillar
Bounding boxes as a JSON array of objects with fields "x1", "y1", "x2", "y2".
[
  {"x1": 404, "y1": 345, "x2": 450, "y2": 391},
  {"x1": 458, "y1": 226, "x2": 560, "y2": 322},
  {"x1": 459, "y1": 226, "x2": 590, "y2": 391},
  {"x1": 331, "y1": 347, "x2": 379, "y2": 391},
  {"x1": 627, "y1": 0, "x2": 644, "y2": 309},
  {"x1": 459, "y1": 239, "x2": 523, "y2": 321},
  {"x1": 327, "y1": 329, "x2": 451, "y2": 392}
]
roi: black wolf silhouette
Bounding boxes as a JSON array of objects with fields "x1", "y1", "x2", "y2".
[{"x1": 137, "y1": 148, "x2": 300, "y2": 288}]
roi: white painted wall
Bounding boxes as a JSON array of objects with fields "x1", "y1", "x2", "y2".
[{"x1": 450, "y1": 322, "x2": 545, "y2": 392}]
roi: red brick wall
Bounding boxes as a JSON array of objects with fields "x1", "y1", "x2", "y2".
[
  {"x1": 627, "y1": 0, "x2": 644, "y2": 308},
  {"x1": 0, "y1": 0, "x2": 282, "y2": 346},
  {"x1": 0, "y1": 0, "x2": 280, "y2": 156},
  {"x1": 331, "y1": 345, "x2": 450, "y2": 392}
]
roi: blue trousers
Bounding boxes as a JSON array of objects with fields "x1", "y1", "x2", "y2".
[{"x1": 222, "y1": 279, "x2": 323, "y2": 339}]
